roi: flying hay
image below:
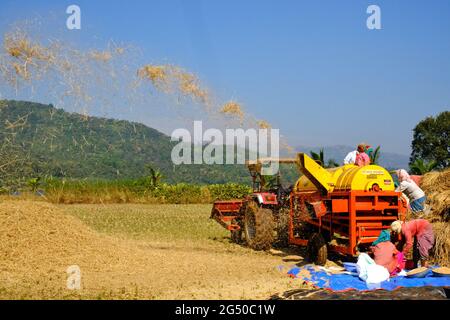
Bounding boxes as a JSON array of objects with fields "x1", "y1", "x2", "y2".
[
  {"x1": 2, "y1": 29, "x2": 56, "y2": 81},
  {"x1": 257, "y1": 120, "x2": 271, "y2": 129},
  {"x1": 137, "y1": 65, "x2": 167, "y2": 87},
  {"x1": 137, "y1": 64, "x2": 209, "y2": 104},
  {"x1": 88, "y1": 50, "x2": 113, "y2": 62},
  {"x1": 220, "y1": 101, "x2": 244, "y2": 123}
]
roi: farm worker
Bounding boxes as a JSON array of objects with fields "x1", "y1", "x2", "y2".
[
  {"x1": 344, "y1": 143, "x2": 366, "y2": 165},
  {"x1": 371, "y1": 230, "x2": 405, "y2": 276},
  {"x1": 343, "y1": 149, "x2": 358, "y2": 165},
  {"x1": 395, "y1": 169, "x2": 426, "y2": 212},
  {"x1": 354, "y1": 144, "x2": 370, "y2": 167},
  {"x1": 370, "y1": 241, "x2": 405, "y2": 276},
  {"x1": 372, "y1": 229, "x2": 391, "y2": 246},
  {"x1": 390, "y1": 219, "x2": 434, "y2": 268}
]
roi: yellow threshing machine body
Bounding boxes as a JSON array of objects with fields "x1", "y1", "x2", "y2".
[{"x1": 294, "y1": 153, "x2": 395, "y2": 193}]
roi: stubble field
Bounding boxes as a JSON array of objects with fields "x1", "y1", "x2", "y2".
[{"x1": 0, "y1": 201, "x2": 306, "y2": 299}]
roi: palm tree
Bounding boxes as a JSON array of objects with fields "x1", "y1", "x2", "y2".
[
  {"x1": 310, "y1": 149, "x2": 325, "y2": 166},
  {"x1": 409, "y1": 159, "x2": 437, "y2": 175},
  {"x1": 310, "y1": 149, "x2": 339, "y2": 168},
  {"x1": 145, "y1": 164, "x2": 163, "y2": 187}
]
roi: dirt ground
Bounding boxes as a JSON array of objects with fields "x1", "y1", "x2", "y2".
[{"x1": 0, "y1": 201, "x2": 311, "y2": 299}]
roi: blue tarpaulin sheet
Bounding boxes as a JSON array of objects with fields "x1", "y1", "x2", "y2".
[{"x1": 287, "y1": 265, "x2": 450, "y2": 292}]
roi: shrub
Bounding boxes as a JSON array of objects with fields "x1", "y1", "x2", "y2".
[{"x1": 41, "y1": 178, "x2": 251, "y2": 204}]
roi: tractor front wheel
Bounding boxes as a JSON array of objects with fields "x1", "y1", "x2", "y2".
[
  {"x1": 307, "y1": 232, "x2": 328, "y2": 266},
  {"x1": 244, "y1": 203, "x2": 275, "y2": 250}
]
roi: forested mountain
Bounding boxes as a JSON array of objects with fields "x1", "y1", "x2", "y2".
[
  {"x1": 1, "y1": 100, "x2": 408, "y2": 186},
  {"x1": 0, "y1": 100, "x2": 261, "y2": 184}
]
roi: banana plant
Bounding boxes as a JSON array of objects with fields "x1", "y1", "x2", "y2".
[
  {"x1": 145, "y1": 164, "x2": 163, "y2": 188},
  {"x1": 409, "y1": 159, "x2": 437, "y2": 175},
  {"x1": 369, "y1": 146, "x2": 381, "y2": 165},
  {"x1": 27, "y1": 177, "x2": 41, "y2": 192}
]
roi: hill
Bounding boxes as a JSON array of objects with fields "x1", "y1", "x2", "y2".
[
  {"x1": 0, "y1": 100, "x2": 409, "y2": 186},
  {"x1": 0, "y1": 100, "x2": 254, "y2": 184}
]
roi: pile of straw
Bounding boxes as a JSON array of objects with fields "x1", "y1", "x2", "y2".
[
  {"x1": 421, "y1": 169, "x2": 450, "y2": 222},
  {"x1": 431, "y1": 222, "x2": 450, "y2": 266},
  {"x1": 0, "y1": 201, "x2": 162, "y2": 298},
  {"x1": 0, "y1": 201, "x2": 127, "y2": 274},
  {"x1": 421, "y1": 169, "x2": 450, "y2": 266}
]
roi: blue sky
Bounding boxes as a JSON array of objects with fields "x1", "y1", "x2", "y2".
[{"x1": 1, "y1": 0, "x2": 449, "y2": 155}]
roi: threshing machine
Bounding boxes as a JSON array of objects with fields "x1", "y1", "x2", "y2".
[
  {"x1": 290, "y1": 153, "x2": 407, "y2": 264},
  {"x1": 211, "y1": 153, "x2": 407, "y2": 265}
]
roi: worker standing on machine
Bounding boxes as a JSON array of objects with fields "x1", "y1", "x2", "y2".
[
  {"x1": 390, "y1": 219, "x2": 434, "y2": 268},
  {"x1": 395, "y1": 169, "x2": 426, "y2": 212},
  {"x1": 355, "y1": 144, "x2": 370, "y2": 166},
  {"x1": 344, "y1": 143, "x2": 368, "y2": 165},
  {"x1": 343, "y1": 148, "x2": 358, "y2": 165}
]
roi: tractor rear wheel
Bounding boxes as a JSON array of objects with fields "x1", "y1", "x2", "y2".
[
  {"x1": 307, "y1": 233, "x2": 328, "y2": 266},
  {"x1": 244, "y1": 202, "x2": 275, "y2": 250}
]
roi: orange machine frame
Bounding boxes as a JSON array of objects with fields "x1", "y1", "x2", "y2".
[{"x1": 289, "y1": 190, "x2": 407, "y2": 256}]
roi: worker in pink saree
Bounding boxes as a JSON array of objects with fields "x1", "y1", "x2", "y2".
[
  {"x1": 371, "y1": 241, "x2": 405, "y2": 276},
  {"x1": 391, "y1": 219, "x2": 434, "y2": 267},
  {"x1": 355, "y1": 144, "x2": 370, "y2": 167}
]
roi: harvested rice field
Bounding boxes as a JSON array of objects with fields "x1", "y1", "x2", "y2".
[
  {"x1": 1, "y1": 168, "x2": 449, "y2": 300},
  {"x1": 0, "y1": 201, "x2": 307, "y2": 300}
]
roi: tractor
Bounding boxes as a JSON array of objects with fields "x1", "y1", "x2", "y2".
[{"x1": 210, "y1": 158, "x2": 296, "y2": 250}]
